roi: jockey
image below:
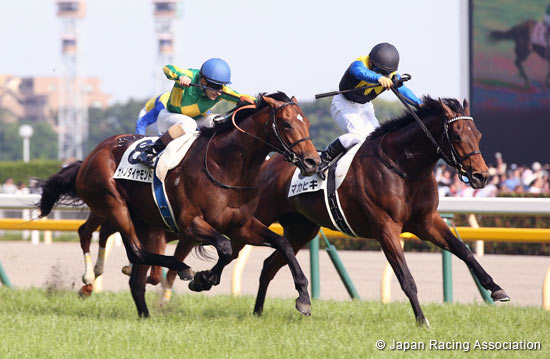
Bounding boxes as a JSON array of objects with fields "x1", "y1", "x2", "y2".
[
  {"x1": 137, "y1": 58, "x2": 255, "y2": 167},
  {"x1": 135, "y1": 92, "x2": 170, "y2": 135},
  {"x1": 318, "y1": 43, "x2": 422, "y2": 179}
]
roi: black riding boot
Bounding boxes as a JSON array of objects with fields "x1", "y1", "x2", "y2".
[
  {"x1": 137, "y1": 132, "x2": 171, "y2": 168},
  {"x1": 317, "y1": 138, "x2": 346, "y2": 180}
]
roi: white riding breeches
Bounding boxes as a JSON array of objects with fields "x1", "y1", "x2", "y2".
[
  {"x1": 157, "y1": 109, "x2": 198, "y2": 135},
  {"x1": 157, "y1": 109, "x2": 219, "y2": 135},
  {"x1": 331, "y1": 94, "x2": 379, "y2": 150}
]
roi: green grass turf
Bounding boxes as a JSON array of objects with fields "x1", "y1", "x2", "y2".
[{"x1": 0, "y1": 288, "x2": 548, "y2": 358}]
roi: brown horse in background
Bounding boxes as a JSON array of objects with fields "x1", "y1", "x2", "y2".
[
  {"x1": 490, "y1": 20, "x2": 550, "y2": 86},
  {"x1": 247, "y1": 97, "x2": 509, "y2": 326},
  {"x1": 38, "y1": 92, "x2": 319, "y2": 317}
]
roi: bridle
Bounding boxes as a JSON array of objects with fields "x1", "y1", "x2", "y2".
[
  {"x1": 204, "y1": 101, "x2": 313, "y2": 190},
  {"x1": 382, "y1": 88, "x2": 482, "y2": 181}
]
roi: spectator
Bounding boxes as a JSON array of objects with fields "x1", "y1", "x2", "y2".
[{"x1": 1, "y1": 178, "x2": 17, "y2": 194}]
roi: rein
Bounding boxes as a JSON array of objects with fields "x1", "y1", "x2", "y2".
[
  {"x1": 203, "y1": 101, "x2": 312, "y2": 190},
  {"x1": 388, "y1": 88, "x2": 480, "y2": 181}
]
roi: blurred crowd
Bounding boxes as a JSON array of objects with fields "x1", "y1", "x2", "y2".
[{"x1": 436, "y1": 152, "x2": 550, "y2": 197}]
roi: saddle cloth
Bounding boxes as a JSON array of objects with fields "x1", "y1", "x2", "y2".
[
  {"x1": 287, "y1": 141, "x2": 363, "y2": 237},
  {"x1": 113, "y1": 134, "x2": 200, "y2": 232},
  {"x1": 288, "y1": 141, "x2": 363, "y2": 198},
  {"x1": 531, "y1": 21, "x2": 550, "y2": 48}
]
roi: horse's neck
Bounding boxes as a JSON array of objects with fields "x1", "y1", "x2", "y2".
[
  {"x1": 212, "y1": 112, "x2": 271, "y2": 185},
  {"x1": 383, "y1": 115, "x2": 443, "y2": 176}
]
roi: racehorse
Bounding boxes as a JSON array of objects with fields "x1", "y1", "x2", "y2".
[
  {"x1": 249, "y1": 96, "x2": 509, "y2": 326},
  {"x1": 38, "y1": 92, "x2": 320, "y2": 317},
  {"x1": 490, "y1": 20, "x2": 550, "y2": 87}
]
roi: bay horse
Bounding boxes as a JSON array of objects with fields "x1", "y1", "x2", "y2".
[
  {"x1": 38, "y1": 92, "x2": 320, "y2": 317},
  {"x1": 248, "y1": 96, "x2": 509, "y2": 326},
  {"x1": 490, "y1": 20, "x2": 550, "y2": 86}
]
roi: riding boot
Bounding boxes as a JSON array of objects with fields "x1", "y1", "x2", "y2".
[
  {"x1": 317, "y1": 138, "x2": 346, "y2": 180},
  {"x1": 137, "y1": 131, "x2": 173, "y2": 168}
]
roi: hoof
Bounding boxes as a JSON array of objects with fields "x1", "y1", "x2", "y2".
[
  {"x1": 417, "y1": 317, "x2": 431, "y2": 328},
  {"x1": 295, "y1": 299, "x2": 311, "y2": 316},
  {"x1": 188, "y1": 280, "x2": 211, "y2": 292},
  {"x1": 121, "y1": 265, "x2": 132, "y2": 276},
  {"x1": 178, "y1": 267, "x2": 195, "y2": 281},
  {"x1": 78, "y1": 284, "x2": 93, "y2": 298},
  {"x1": 491, "y1": 289, "x2": 510, "y2": 302}
]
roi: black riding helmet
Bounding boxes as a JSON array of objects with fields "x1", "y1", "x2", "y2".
[{"x1": 369, "y1": 43, "x2": 400, "y2": 74}]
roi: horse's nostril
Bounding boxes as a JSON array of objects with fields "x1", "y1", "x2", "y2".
[
  {"x1": 472, "y1": 172, "x2": 487, "y2": 183},
  {"x1": 304, "y1": 157, "x2": 317, "y2": 169}
]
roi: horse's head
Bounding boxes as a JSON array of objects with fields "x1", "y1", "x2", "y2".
[
  {"x1": 260, "y1": 94, "x2": 319, "y2": 176},
  {"x1": 440, "y1": 99, "x2": 488, "y2": 189}
]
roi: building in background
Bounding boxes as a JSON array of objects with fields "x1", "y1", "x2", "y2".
[{"x1": 0, "y1": 74, "x2": 110, "y2": 125}]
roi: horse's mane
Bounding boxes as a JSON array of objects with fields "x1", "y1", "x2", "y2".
[
  {"x1": 200, "y1": 91, "x2": 293, "y2": 136},
  {"x1": 367, "y1": 96, "x2": 464, "y2": 140}
]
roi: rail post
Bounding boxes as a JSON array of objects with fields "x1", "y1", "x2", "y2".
[
  {"x1": 0, "y1": 261, "x2": 13, "y2": 288},
  {"x1": 319, "y1": 229, "x2": 360, "y2": 299},
  {"x1": 445, "y1": 215, "x2": 493, "y2": 304},
  {"x1": 441, "y1": 215, "x2": 454, "y2": 303},
  {"x1": 309, "y1": 235, "x2": 320, "y2": 299}
]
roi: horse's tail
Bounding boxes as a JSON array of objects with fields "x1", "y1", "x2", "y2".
[
  {"x1": 37, "y1": 161, "x2": 83, "y2": 217},
  {"x1": 489, "y1": 27, "x2": 518, "y2": 42}
]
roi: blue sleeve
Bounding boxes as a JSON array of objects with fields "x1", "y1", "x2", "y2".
[
  {"x1": 135, "y1": 107, "x2": 160, "y2": 135},
  {"x1": 349, "y1": 61, "x2": 381, "y2": 83},
  {"x1": 394, "y1": 73, "x2": 422, "y2": 105}
]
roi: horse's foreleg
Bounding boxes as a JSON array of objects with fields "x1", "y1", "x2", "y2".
[
  {"x1": 414, "y1": 214, "x2": 509, "y2": 302},
  {"x1": 185, "y1": 217, "x2": 234, "y2": 292},
  {"x1": 234, "y1": 217, "x2": 311, "y2": 316},
  {"x1": 129, "y1": 263, "x2": 151, "y2": 318},
  {"x1": 378, "y1": 224, "x2": 428, "y2": 326},
  {"x1": 254, "y1": 214, "x2": 319, "y2": 316}
]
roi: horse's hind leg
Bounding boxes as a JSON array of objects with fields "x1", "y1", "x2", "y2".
[
  {"x1": 163, "y1": 239, "x2": 195, "y2": 304},
  {"x1": 77, "y1": 213, "x2": 103, "y2": 297},
  {"x1": 377, "y1": 224, "x2": 429, "y2": 326},
  {"x1": 514, "y1": 43, "x2": 530, "y2": 86},
  {"x1": 254, "y1": 213, "x2": 320, "y2": 316},
  {"x1": 94, "y1": 221, "x2": 118, "y2": 279},
  {"x1": 412, "y1": 213, "x2": 509, "y2": 302}
]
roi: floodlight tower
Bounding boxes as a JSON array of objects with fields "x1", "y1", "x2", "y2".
[
  {"x1": 56, "y1": 0, "x2": 88, "y2": 161},
  {"x1": 153, "y1": 1, "x2": 182, "y2": 92}
]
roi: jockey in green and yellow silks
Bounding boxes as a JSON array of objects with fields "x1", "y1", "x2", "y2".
[{"x1": 137, "y1": 58, "x2": 255, "y2": 168}]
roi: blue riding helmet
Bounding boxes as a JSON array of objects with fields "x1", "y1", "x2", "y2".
[{"x1": 200, "y1": 58, "x2": 232, "y2": 85}]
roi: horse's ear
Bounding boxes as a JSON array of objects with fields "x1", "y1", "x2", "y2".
[
  {"x1": 290, "y1": 96, "x2": 298, "y2": 103},
  {"x1": 463, "y1": 99, "x2": 470, "y2": 116},
  {"x1": 261, "y1": 95, "x2": 281, "y2": 109},
  {"x1": 439, "y1": 98, "x2": 455, "y2": 119}
]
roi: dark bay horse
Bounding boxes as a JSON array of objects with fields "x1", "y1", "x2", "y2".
[
  {"x1": 490, "y1": 20, "x2": 550, "y2": 86},
  {"x1": 246, "y1": 97, "x2": 509, "y2": 326},
  {"x1": 38, "y1": 92, "x2": 320, "y2": 317}
]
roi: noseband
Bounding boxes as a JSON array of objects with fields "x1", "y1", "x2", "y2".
[
  {"x1": 442, "y1": 116, "x2": 482, "y2": 180},
  {"x1": 268, "y1": 102, "x2": 312, "y2": 165},
  {"x1": 386, "y1": 88, "x2": 483, "y2": 181}
]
